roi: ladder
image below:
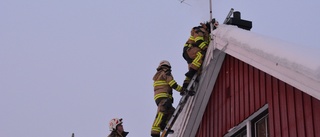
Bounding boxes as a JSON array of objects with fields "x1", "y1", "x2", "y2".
[
  {"x1": 160, "y1": 8, "x2": 235, "y2": 137},
  {"x1": 160, "y1": 73, "x2": 199, "y2": 137}
]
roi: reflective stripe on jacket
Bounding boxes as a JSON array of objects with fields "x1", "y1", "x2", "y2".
[
  {"x1": 183, "y1": 36, "x2": 195, "y2": 63},
  {"x1": 153, "y1": 68, "x2": 182, "y2": 100},
  {"x1": 194, "y1": 36, "x2": 208, "y2": 50},
  {"x1": 184, "y1": 36, "x2": 195, "y2": 48}
]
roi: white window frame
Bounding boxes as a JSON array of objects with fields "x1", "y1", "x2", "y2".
[
  {"x1": 224, "y1": 104, "x2": 268, "y2": 137},
  {"x1": 253, "y1": 113, "x2": 269, "y2": 137}
]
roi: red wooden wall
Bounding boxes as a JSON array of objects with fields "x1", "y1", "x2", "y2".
[{"x1": 195, "y1": 54, "x2": 320, "y2": 137}]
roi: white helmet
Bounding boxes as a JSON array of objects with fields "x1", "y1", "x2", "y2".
[
  {"x1": 109, "y1": 118, "x2": 123, "y2": 131},
  {"x1": 158, "y1": 60, "x2": 171, "y2": 68}
]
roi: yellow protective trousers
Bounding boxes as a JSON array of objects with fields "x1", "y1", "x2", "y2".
[{"x1": 151, "y1": 98, "x2": 175, "y2": 135}]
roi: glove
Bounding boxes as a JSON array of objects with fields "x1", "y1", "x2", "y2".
[
  {"x1": 180, "y1": 90, "x2": 186, "y2": 96},
  {"x1": 180, "y1": 87, "x2": 187, "y2": 96},
  {"x1": 183, "y1": 82, "x2": 189, "y2": 89}
]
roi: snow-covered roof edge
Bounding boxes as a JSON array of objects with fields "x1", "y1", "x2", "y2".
[{"x1": 213, "y1": 24, "x2": 320, "y2": 100}]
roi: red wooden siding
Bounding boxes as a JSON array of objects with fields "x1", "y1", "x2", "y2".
[{"x1": 195, "y1": 54, "x2": 320, "y2": 137}]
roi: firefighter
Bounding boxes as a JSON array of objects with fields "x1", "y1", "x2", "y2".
[
  {"x1": 151, "y1": 60, "x2": 184, "y2": 137},
  {"x1": 108, "y1": 118, "x2": 129, "y2": 137},
  {"x1": 182, "y1": 20, "x2": 219, "y2": 89},
  {"x1": 182, "y1": 26, "x2": 209, "y2": 88}
]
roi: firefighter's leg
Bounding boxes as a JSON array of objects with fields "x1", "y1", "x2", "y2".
[
  {"x1": 167, "y1": 106, "x2": 176, "y2": 132},
  {"x1": 159, "y1": 99, "x2": 175, "y2": 134},
  {"x1": 151, "y1": 111, "x2": 164, "y2": 136},
  {"x1": 182, "y1": 77, "x2": 190, "y2": 89},
  {"x1": 159, "y1": 99, "x2": 173, "y2": 130},
  {"x1": 184, "y1": 47, "x2": 199, "y2": 88},
  {"x1": 185, "y1": 51, "x2": 203, "y2": 78},
  {"x1": 167, "y1": 103, "x2": 176, "y2": 123},
  {"x1": 151, "y1": 99, "x2": 167, "y2": 136}
]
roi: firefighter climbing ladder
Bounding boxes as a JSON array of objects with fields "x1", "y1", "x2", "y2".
[
  {"x1": 160, "y1": 8, "x2": 235, "y2": 137},
  {"x1": 160, "y1": 73, "x2": 199, "y2": 137}
]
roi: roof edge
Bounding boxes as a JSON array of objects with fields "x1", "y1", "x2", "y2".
[{"x1": 213, "y1": 25, "x2": 320, "y2": 100}]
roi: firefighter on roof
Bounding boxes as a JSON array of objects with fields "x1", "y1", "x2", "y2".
[
  {"x1": 182, "y1": 26, "x2": 208, "y2": 88},
  {"x1": 151, "y1": 60, "x2": 184, "y2": 137},
  {"x1": 108, "y1": 118, "x2": 129, "y2": 137},
  {"x1": 182, "y1": 20, "x2": 219, "y2": 89}
]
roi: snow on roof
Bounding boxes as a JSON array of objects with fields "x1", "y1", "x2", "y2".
[
  {"x1": 215, "y1": 24, "x2": 320, "y2": 81},
  {"x1": 213, "y1": 24, "x2": 320, "y2": 99},
  {"x1": 170, "y1": 24, "x2": 320, "y2": 137}
]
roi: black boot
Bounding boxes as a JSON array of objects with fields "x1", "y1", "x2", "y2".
[
  {"x1": 151, "y1": 134, "x2": 160, "y2": 137},
  {"x1": 167, "y1": 129, "x2": 174, "y2": 134},
  {"x1": 185, "y1": 68, "x2": 197, "y2": 79}
]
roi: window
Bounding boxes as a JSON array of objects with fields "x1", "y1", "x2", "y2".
[
  {"x1": 232, "y1": 127, "x2": 247, "y2": 137},
  {"x1": 224, "y1": 104, "x2": 269, "y2": 137},
  {"x1": 252, "y1": 113, "x2": 269, "y2": 137}
]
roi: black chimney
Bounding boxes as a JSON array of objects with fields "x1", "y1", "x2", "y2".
[{"x1": 226, "y1": 11, "x2": 252, "y2": 30}]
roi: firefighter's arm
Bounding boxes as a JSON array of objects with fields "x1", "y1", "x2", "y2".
[
  {"x1": 166, "y1": 75, "x2": 182, "y2": 92},
  {"x1": 184, "y1": 36, "x2": 195, "y2": 47},
  {"x1": 194, "y1": 36, "x2": 208, "y2": 50}
]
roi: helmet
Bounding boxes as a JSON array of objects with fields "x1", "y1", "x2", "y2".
[
  {"x1": 158, "y1": 60, "x2": 171, "y2": 68},
  {"x1": 109, "y1": 118, "x2": 123, "y2": 131}
]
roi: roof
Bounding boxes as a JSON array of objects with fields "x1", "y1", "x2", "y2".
[{"x1": 170, "y1": 24, "x2": 320, "y2": 137}]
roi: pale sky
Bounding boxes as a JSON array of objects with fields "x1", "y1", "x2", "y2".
[{"x1": 1, "y1": 0, "x2": 319, "y2": 137}]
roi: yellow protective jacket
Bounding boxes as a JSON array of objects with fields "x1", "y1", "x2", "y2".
[
  {"x1": 193, "y1": 36, "x2": 208, "y2": 51},
  {"x1": 183, "y1": 36, "x2": 195, "y2": 63},
  {"x1": 153, "y1": 67, "x2": 182, "y2": 101},
  {"x1": 184, "y1": 36, "x2": 208, "y2": 71},
  {"x1": 184, "y1": 36, "x2": 195, "y2": 48}
]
